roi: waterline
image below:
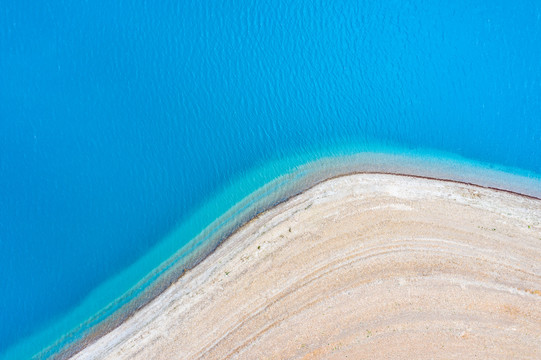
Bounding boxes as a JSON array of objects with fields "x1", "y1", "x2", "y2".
[{"x1": 5, "y1": 147, "x2": 540, "y2": 359}]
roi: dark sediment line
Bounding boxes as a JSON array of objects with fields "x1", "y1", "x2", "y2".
[{"x1": 46, "y1": 170, "x2": 540, "y2": 360}]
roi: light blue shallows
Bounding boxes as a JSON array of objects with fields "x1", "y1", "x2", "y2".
[{"x1": 1, "y1": 1, "x2": 540, "y2": 358}]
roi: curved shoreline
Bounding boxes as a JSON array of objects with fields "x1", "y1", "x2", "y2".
[
  {"x1": 72, "y1": 173, "x2": 541, "y2": 359},
  {"x1": 8, "y1": 152, "x2": 541, "y2": 360}
]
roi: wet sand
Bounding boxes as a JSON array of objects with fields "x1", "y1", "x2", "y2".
[{"x1": 72, "y1": 174, "x2": 541, "y2": 359}]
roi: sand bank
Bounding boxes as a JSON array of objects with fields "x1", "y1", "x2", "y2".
[{"x1": 72, "y1": 174, "x2": 541, "y2": 359}]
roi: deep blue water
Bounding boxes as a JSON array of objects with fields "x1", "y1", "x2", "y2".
[{"x1": 1, "y1": 0, "x2": 541, "y2": 358}]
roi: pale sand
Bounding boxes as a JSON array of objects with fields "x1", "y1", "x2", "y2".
[{"x1": 72, "y1": 174, "x2": 541, "y2": 359}]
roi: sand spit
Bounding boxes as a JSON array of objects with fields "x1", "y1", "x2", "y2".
[{"x1": 72, "y1": 174, "x2": 541, "y2": 359}]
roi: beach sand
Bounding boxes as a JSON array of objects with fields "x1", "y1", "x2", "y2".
[{"x1": 71, "y1": 174, "x2": 541, "y2": 359}]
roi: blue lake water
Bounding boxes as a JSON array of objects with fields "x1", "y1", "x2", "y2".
[{"x1": 1, "y1": 1, "x2": 541, "y2": 358}]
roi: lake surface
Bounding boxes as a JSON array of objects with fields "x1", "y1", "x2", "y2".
[{"x1": 1, "y1": 1, "x2": 540, "y2": 358}]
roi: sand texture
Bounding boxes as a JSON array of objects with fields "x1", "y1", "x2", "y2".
[{"x1": 72, "y1": 174, "x2": 541, "y2": 359}]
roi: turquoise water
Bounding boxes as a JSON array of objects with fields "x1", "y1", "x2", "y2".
[{"x1": 1, "y1": 1, "x2": 541, "y2": 358}]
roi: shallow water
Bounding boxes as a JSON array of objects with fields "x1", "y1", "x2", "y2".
[{"x1": 1, "y1": 1, "x2": 540, "y2": 358}]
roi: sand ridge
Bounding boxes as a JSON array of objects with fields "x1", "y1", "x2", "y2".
[{"x1": 72, "y1": 174, "x2": 541, "y2": 359}]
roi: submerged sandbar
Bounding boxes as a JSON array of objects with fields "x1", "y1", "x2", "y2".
[{"x1": 72, "y1": 174, "x2": 541, "y2": 359}]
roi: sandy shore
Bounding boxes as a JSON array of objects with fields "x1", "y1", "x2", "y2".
[{"x1": 72, "y1": 174, "x2": 541, "y2": 359}]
